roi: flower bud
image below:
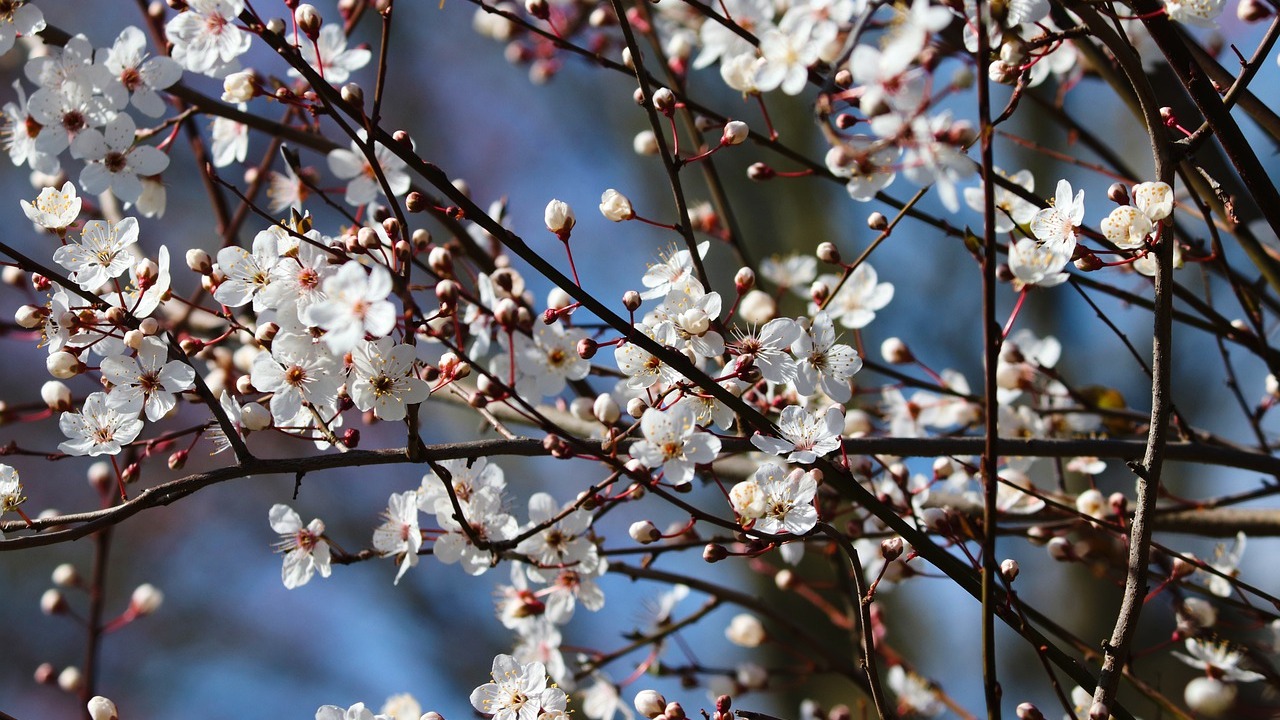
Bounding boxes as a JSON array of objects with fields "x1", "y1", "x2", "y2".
[
  {"x1": 881, "y1": 537, "x2": 903, "y2": 561},
  {"x1": 1238, "y1": 0, "x2": 1272, "y2": 20},
  {"x1": 1046, "y1": 536, "x2": 1073, "y2": 561},
  {"x1": 722, "y1": 120, "x2": 749, "y2": 145},
  {"x1": 652, "y1": 87, "x2": 676, "y2": 114},
  {"x1": 221, "y1": 70, "x2": 258, "y2": 103},
  {"x1": 629, "y1": 520, "x2": 661, "y2": 544},
  {"x1": 622, "y1": 290, "x2": 642, "y2": 312},
  {"x1": 46, "y1": 351, "x2": 82, "y2": 379},
  {"x1": 747, "y1": 162, "x2": 774, "y2": 181},
  {"x1": 41, "y1": 589, "x2": 68, "y2": 615},
  {"x1": 633, "y1": 130, "x2": 659, "y2": 155},
  {"x1": 880, "y1": 337, "x2": 912, "y2": 364},
  {"x1": 15, "y1": 304, "x2": 45, "y2": 328},
  {"x1": 544, "y1": 199, "x2": 575, "y2": 240},
  {"x1": 599, "y1": 189, "x2": 634, "y2": 221},
  {"x1": 809, "y1": 280, "x2": 830, "y2": 306},
  {"x1": 340, "y1": 82, "x2": 364, "y2": 107},
  {"x1": 726, "y1": 614, "x2": 765, "y2": 647},
  {"x1": 295, "y1": 4, "x2": 322, "y2": 38},
  {"x1": 428, "y1": 247, "x2": 453, "y2": 277},
  {"x1": 1000, "y1": 558, "x2": 1019, "y2": 582},
  {"x1": 1015, "y1": 703, "x2": 1045, "y2": 720},
  {"x1": 816, "y1": 242, "x2": 841, "y2": 265},
  {"x1": 58, "y1": 666, "x2": 83, "y2": 693},
  {"x1": 52, "y1": 563, "x2": 80, "y2": 587},
  {"x1": 1076, "y1": 489, "x2": 1106, "y2": 519},
  {"x1": 593, "y1": 394, "x2": 620, "y2": 424},
  {"x1": 41, "y1": 381, "x2": 72, "y2": 411},
  {"x1": 241, "y1": 403, "x2": 272, "y2": 431},
  {"x1": 168, "y1": 450, "x2": 188, "y2": 471},
  {"x1": 577, "y1": 337, "x2": 598, "y2": 359},
  {"x1": 703, "y1": 543, "x2": 728, "y2": 563},
  {"x1": 665, "y1": 703, "x2": 686, "y2": 720},
  {"x1": 87, "y1": 696, "x2": 118, "y2": 720},
  {"x1": 626, "y1": 396, "x2": 647, "y2": 419},
  {"x1": 129, "y1": 579, "x2": 162, "y2": 614},
  {"x1": 1184, "y1": 678, "x2": 1235, "y2": 718},
  {"x1": 634, "y1": 690, "x2": 667, "y2": 718},
  {"x1": 737, "y1": 289, "x2": 776, "y2": 325}
]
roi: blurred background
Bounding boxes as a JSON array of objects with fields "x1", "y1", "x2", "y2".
[{"x1": 2, "y1": 1, "x2": 1280, "y2": 718}]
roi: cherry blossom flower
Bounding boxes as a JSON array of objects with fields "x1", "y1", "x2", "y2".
[
  {"x1": 1030, "y1": 179, "x2": 1085, "y2": 255},
  {"x1": 759, "y1": 254, "x2": 816, "y2": 296},
  {"x1": 614, "y1": 323, "x2": 669, "y2": 390},
  {"x1": 101, "y1": 337, "x2": 195, "y2": 421},
  {"x1": 21, "y1": 181, "x2": 81, "y2": 231},
  {"x1": 27, "y1": 80, "x2": 117, "y2": 161},
  {"x1": 0, "y1": 1, "x2": 44, "y2": 58},
  {"x1": 58, "y1": 391, "x2": 144, "y2": 456},
  {"x1": 210, "y1": 116, "x2": 248, "y2": 168},
  {"x1": 515, "y1": 492, "x2": 600, "y2": 572},
  {"x1": 348, "y1": 337, "x2": 429, "y2": 421},
  {"x1": 418, "y1": 457, "x2": 506, "y2": 516},
  {"x1": 290, "y1": 24, "x2": 373, "y2": 85},
  {"x1": 629, "y1": 404, "x2": 722, "y2": 486},
  {"x1": 251, "y1": 333, "x2": 344, "y2": 425},
  {"x1": 693, "y1": 0, "x2": 771, "y2": 71},
  {"x1": 470, "y1": 654, "x2": 566, "y2": 720},
  {"x1": 101, "y1": 26, "x2": 182, "y2": 117},
  {"x1": 0, "y1": 463, "x2": 25, "y2": 518},
  {"x1": 71, "y1": 113, "x2": 170, "y2": 205},
  {"x1": 791, "y1": 312, "x2": 861, "y2": 402},
  {"x1": 1008, "y1": 237, "x2": 1071, "y2": 290},
  {"x1": 513, "y1": 618, "x2": 569, "y2": 688},
  {"x1": 732, "y1": 317, "x2": 799, "y2": 384},
  {"x1": 315, "y1": 702, "x2": 392, "y2": 720},
  {"x1": 754, "y1": 18, "x2": 829, "y2": 95},
  {"x1": 53, "y1": 216, "x2": 139, "y2": 291},
  {"x1": 751, "y1": 405, "x2": 843, "y2": 464},
  {"x1": 434, "y1": 487, "x2": 518, "y2": 575},
  {"x1": 1172, "y1": 638, "x2": 1265, "y2": 682},
  {"x1": 1205, "y1": 531, "x2": 1246, "y2": 597},
  {"x1": 964, "y1": 168, "x2": 1037, "y2": 232},
  {"x1": 214, "y1": 229, "x2": 280, "y2": 310},
  {"x1": 510, "y1": 322, "x2": 591, "y2": 398},
  {"x1": 307, "y1": 262, "x2": 398, "y2": 354},
  {"x1": 268, "y1": 503, "x2": 332, "y2": 589},
  {"x1": 371, "y1": 490, "x2": 422, "y2": 584},
  {"x1": 165, "y1": 0, "x2": 252, "y2": 78},
  {"x1": 2, "y1": 81, "x2": 60, "y2": 174},
  {"x1": 826, "y1": 136, "x2": 901, "y2": 202},
  {"x1": 740, "y1": 463, "x2": 819, "y2": 535},
  {"x1": 327, "y1": 135, "x2": 411, "y2": 207},
  {"x1": 886, "y1": 666, "x2": 944, "y2": 717},
  {"x1": 1163, "y1": 0, "x2": 1223, "y2": 26},
  {"x1": 815, "y1": 263, "x2": 894, "y2": 329},
  {"x1": 1100, "y1": 205, "x2": 1153, "y2": 250},
  {"x1": 640, "y1": 241, "x2": 709, "y2": 299},
  {"x1": 652, "y1": 278, "x2": 725, "y2": 359}
]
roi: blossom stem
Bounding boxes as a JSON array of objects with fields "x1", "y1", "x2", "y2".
[{"x1": 1002, "y1": 288, "x2": 1029, "y2": 339}]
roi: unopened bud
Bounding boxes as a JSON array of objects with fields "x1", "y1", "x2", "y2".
[
  {"x1": 52, "y1": 564, "x2": 79, "y2": 587},
  {"x1": 1107, "y1": 182, "x2": 1130, "y2": 206},
  {"x1": 1000, "y1": 558, "x2": 1020, "y2": 582},
  {"x1": 703, "y1": 542, "x2": 728, "y2": 563},
  {"x1": 747, "y1": 162, "x2": 774, "y2": 181},
  {"x1": 665, "y1": 702, "x2": 686, "y2": 720},
  {"x1": 295, "y1": 3, "x2": 322, "y2": 38},
  {"x1": 622, "y1": 290, "x2": 642, "y2": 312},
  {"x1": 577, "y1": 337, "x2": 598, "y2": 359},
  {"x1": 880, "y1": 337, "x2": 912, "y2": 364},
  {"x1": 1015, "y1": 703, "x2": 1045, "y2": 720},
  {"x1": 810, "y1": 281, "x2": 830, "y2": 305},
  {"x1": 57, "y1": 666, "x2": 83, "y2": 693},
  {"x1": 1046, "y1": 536, "x2": 1073, "y2": 561},
  {"x1": 593, "y1": 394, "x2": 620, "y2": 424},
  {"x1": 1239, "y1": 0, "x2": 1272, "y2": 20},
  {"x1": 629, "y1": 520, "x2": 661, "y2": 544},
  {"x1": 1073, "y1": 253, "x2": 1104, "y2": 272},
  {"x1": 87, "y1": 696, "x2": 118, "y2": 720},
  {"x1": 46, "y1": 351, "x2": 82, "y2": 379},
  {"x1": 15, "y1": 304, "x2": 45, "y2": 328},
  {"x1": 130, "y1": 583, "x2": 164, "y2": 616},
  {"x1": 544, "y1": 199, "x2": 575, "y2": 239},
  {"x1": 626, "y1": 396, "x2": 648, "y2": 418},
  {"x1": 881, "y1": 537, "x2": 903, "y2": 561},
  {"x1": 652, "y1": 87, "x2": 676, "y2": 113},
  {"x1": 868, "y1": 212, "x2": 888, "y2": 230},
  {"x1": 722, "y1": 120, "x2": 748, "y2": 145},
  {"x1": 634, "y1": 690, "x2": 667, "y2": 719},
  {"x1": 41, "y1": 588, "x2": 68, "y2": 615},
  {"x1": 41, "y1": 381, "x2": 72, "y2": 411},
  {"x1": 734, "y1": 267, "x2": 755, "y2": 293},
  {"x1": 816, "y1": 242, "x2": 841, "y2": 265}
]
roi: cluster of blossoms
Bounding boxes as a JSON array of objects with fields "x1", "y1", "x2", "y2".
[{"x1": 3, "y1": 1, "x2": 1279, "y2": 719}]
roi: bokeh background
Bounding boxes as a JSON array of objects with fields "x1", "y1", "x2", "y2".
[{"x1": 2, "y1": 1, "x2": 1280, "y2": 718}]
